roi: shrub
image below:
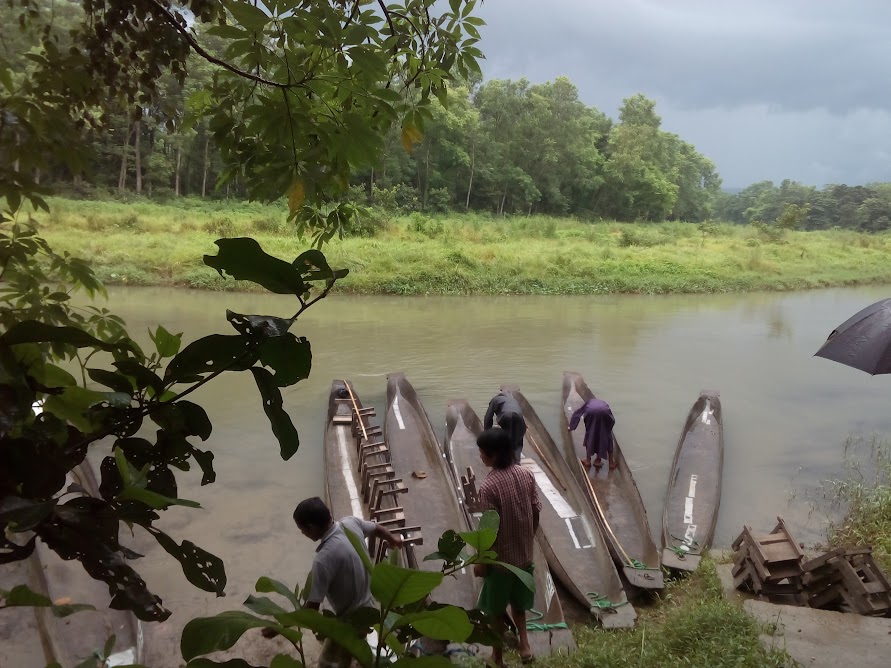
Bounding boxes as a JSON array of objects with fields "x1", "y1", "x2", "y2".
[{"x1": 203, "y1": 216, "x2": 237, "y2": 237}]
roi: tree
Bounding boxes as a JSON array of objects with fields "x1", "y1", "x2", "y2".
[{"x1": 1, "y1": 0, "x2": 483, "y2": 634}]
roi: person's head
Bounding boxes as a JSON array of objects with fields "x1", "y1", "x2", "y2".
[
  {"x1": 477, "y1": 427, "x2": 514, "y2": 469},
  {"x1": 293, "y1": 497, "x2": 333, "y2": 541}
]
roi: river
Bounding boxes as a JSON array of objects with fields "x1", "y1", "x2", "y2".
[{"x1": 84, "y1": 285, "x2": 891, "y2": 663}]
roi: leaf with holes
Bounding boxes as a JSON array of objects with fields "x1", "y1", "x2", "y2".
[
  {"x1": 226, "y1": 310, "x2": 293, "y2": 338},
  {"x1": 204, "y1": 238, "x2": 306, "y2": 295},
  {"x1": 258, "y1": 335, "x2": 311, "y2": 387},
  {"x1": 165, "y1": 335, "x2": 259, "y2": 383},
  {"x1": 250, "y1": 367, "x2": 299, "y2": 460},
  {"x1": 144, "y1": 527, "x2": 226, "y2": 596}
]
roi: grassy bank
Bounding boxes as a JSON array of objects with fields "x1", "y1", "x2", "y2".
[
  {"x1": 25, "y1": 197, "x2": 891, "y2": 295},
  {"x1": 813, "y1": 435, "x2": 891, "y2": 573},
  {"x1": 546, "y1": 557, "x2": 795, "y2": 668}
]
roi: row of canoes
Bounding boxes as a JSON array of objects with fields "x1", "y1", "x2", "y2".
[{"x1": 324, "y1": 371, "x2": 724, "y2": 642}]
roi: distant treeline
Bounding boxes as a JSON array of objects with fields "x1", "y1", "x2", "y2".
[
  {"x1": 6, "y1": 2, "x2": 889, "y2": 230},
  {"x1": 715, "y1": 181, "x2": 891, "y2": 232}
]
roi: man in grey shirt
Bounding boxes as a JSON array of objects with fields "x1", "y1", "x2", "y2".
[
  {"x1": 294, "y1": 497, "x2": 403, "y2": 667},
  {"x1": 484, "y1": 391, "x2": 527, "y2": 463}
]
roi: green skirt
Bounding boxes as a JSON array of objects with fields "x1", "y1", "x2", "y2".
[{"x1": 477, "y1": 564, "x2": 535, "y2": 617}]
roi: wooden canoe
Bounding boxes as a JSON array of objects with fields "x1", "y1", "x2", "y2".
[
  {"x1": 561, "y1": 372, "x2": 663, "y2": 590},
  {"x1": 0, "y1": 462, "x2": 145, "y2": 667},
  {"x1": 324, "y1": 379, "x2": 373, "y2": 521},
  {"x1": 385, "y1": 373, "x2": 479, "y2": 609},
  {"x1": 501, "y1": 385, "x2": 636, "y2": 629},
  {"x1": 662, "y1": 391, "x2": 724, "y2": 572},
  {"x1": 444, "y1": 400, "x2": 576, "y2": 655}
]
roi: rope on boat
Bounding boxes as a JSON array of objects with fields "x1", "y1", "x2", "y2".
[
  {"x1": 668, "y1": 533, "x2": 701, "y2": 559},
  {"x1": 525, "y1": 609, "x2": 569, "y2": 632},
  {"x1": 586, "y1": 591, "x2": 628, "y2": 612}
]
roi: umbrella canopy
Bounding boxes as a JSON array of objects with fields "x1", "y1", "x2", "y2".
[{"x1": 814, "y1": 298, "x2": 891, "y2": 375}]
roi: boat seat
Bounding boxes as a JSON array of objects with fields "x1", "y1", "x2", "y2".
[{"x1": 332, "y1": 414, "x2": 352, "y2": 425}]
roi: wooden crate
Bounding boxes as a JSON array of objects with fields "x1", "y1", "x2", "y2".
[{"x1": 732, "y1": 517, "x2": 805, "y2": 604}]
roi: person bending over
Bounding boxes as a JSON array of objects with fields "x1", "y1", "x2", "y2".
[
  {"x1": 568, "y1": 397, "x2": 617, "y2": 471},
  {"x1": 483, "y1": 391, "x2": 527, "y2": 463}
]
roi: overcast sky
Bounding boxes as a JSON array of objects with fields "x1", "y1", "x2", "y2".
[{"x1": 473, "y1": 0, "x2": 891, "y2": 188}]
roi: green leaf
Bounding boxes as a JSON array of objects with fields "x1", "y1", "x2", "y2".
[
  {"x1": 342, "y1": 526, "x2": 373, "y2": 574},
  {"x1": 103, "y1": 634, "x2": 116, "y2": 660},
  {"x1": 258, "y1": 335, "x2": 311, "y2": 387},
  {"x1": 478, "y1": 560, "x2": 535, "y2": 594},
  {"x1": 269, "y1": 655, "x2": 303, "y2": 668},
  {"x1": 273, "y1": 609, "x2": 373, "y2": 668},
  {"x1": 42, "y1": 386, "x2": 112, "y2": 432},
  {"x1": 370, "y1": 563, "x2": 443, "y2": 609},
  {"x1": 1, "y1": 584, "x2": 95, "y2": 617},
  {"x1": 460, "y1": 510, "x2": 499, "y2": 552},
  {"x1": 225, "y1": 0, "x2": 271, "y2": 31},
  {"x1": 88, "y1": 368, "x2": 134, "y2": 395},
  {"x1": 145, "y1": 527, "x2": 227, "y2": 596},
  {"x1": 180, "y1": 612, "x2": 270, "y2": 661},
  {"x1": 204, "y1": 238, "x2": 306, "y2": 295},
  {"x1": 34, "y1": 363, "x2": 77, "y2": 389},
  {"x1": 391, "y1": 606, "x2": 472, "y2": 641},
  {"x1": 423, "y1": 530, "x2": 465, "y2": 563},
  {"x1": 256, "y1": 576, "x2": 300, "y2": 610},
  {"x1": 250, "y1": 367, "x2": 300, "y2": 460},
  {"x1": 1, "y1": 321, "x2": 119, "y2": 351},
  {"x1": 243, "y1": 595, "x2": 289, "y2": 617},
  {"x1": 117, "y1": 486, "x2": 201, "y2": 510},
  {"x1": 150, "y1": 325, "x2": 182, "y2": 358},
  {"x1": 114, "y1": 359, "x2": 164, "y2": 396},
  {"x1": 186, "y1": 660, "x2": 262, "y2": 668},
  {"x1": 0, "y1": 496, "x2": 56, "y2": 531},
  {"x1": 165, "y1": 334, "x2": 259, "y2": 382}
]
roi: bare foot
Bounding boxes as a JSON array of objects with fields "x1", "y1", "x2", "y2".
[
  {"x1": 593, "y1": 457, "x2": 604, "y2": 469},
  {"x1": 581, "y1": 458, "x2": 591, "y2": 468},
  {"x1": 608, "y1": 459, "x2": 618, "y2": 471}
]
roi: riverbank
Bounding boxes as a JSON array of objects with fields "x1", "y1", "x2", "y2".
[
  {"x1": 548, "y1": 557, "x2": 794, "y2": 668},
  {"x1": 29, "y1": 197, "x2": 891, "y2": 295}
]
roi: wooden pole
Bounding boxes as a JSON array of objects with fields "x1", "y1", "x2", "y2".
[{"x1": 341, "y1": 380, "x2": 368, "y2": 441}]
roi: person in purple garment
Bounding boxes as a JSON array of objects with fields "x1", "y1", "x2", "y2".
[{"x1": 567, "y1": 398, "x2": 617, "y2": 470}]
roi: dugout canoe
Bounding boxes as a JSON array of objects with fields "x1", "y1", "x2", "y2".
[
  {"x1": 385, "y1": 373, "x2": 479, "y2": 609},
  {"x1": 324, "y1": 379, "x2": 375, "y2": 521},
  {"x1": 500, "y1": 385, "x2": 636, "y2": 629},
  {"x1": 0, "y1": 461, "x2": 144, "y2": 667},
  {"x1": 662, "y1": 391, "x2": 724, "y2": 572},
  {"x1": 444, "y1": 400, "x2": 576, "y2": 655},
  {"x1": 561, "y1": 372, "x2": 663, "y2": 590}
]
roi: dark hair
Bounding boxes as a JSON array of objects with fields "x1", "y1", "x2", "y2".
[
  {"x1": 293, "y1": 497, "x2": 332, "y2": 528},
  {"x1": 477, "y1": 428, "x2": 514, "y2": 469}
]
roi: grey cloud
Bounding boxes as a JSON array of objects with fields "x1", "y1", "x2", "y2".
[{"x1": 471, "y1": 0, "x2": 891, "y2": 186}]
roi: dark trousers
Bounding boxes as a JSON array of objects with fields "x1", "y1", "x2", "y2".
[{"x1": 498, "y1": 413, "x2": 527, "y2": 462}]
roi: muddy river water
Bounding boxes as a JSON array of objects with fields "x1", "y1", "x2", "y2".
[{"x1": 33, "y1": 285, "x2": 891, "y2": 663}]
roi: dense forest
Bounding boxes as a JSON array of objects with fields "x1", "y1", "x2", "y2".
[{"x1": 4, "y1": 1, "x2": 891, "y2": 231}]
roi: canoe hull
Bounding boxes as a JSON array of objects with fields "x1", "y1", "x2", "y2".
[
  {"x1": 662, "y1": 391, "x2": 724, "y2": 572},
  {"x1": 501, "y1": 385, "x2": 636, "y2": 629},
  {"x1": 445, "y1": 400, "x2": 576, "y2": 655},
  {"x1": 561, "y1": 372, "x2": 663, "y2": 590}
]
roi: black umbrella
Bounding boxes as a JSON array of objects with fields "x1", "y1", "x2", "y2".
[{"x1": 814, "y1": 298, "x2": 891, "y2": 375}]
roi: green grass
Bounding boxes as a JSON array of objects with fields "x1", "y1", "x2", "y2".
[
  {"x1": 541, "y1": 557, "x2": 796, "y2": 668},
  {"x1": 23, "y1": 197, "x2": 891, "y2": 295},
  {"x1": 812, "y1": 435, "x2": 891, "y2": 573}
]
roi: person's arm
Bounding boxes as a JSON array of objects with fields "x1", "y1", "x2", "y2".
[
  {"x1": 483, "y1": 397, "x2": 497, "y2": 430},
  {"x1": 305, "y1": 561, "x2": 329, "y2": 610},
  {"x1": 372, "y1": 523, "x2": 404, "y2": 549},
  {"x1": 530, "y1": 473, "x2": 542, "y2": 534},
  {"x1": 568, "y1": 404, "x2": 585, "y2": 431}
]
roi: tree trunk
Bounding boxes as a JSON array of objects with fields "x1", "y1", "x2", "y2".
[
  {"x1": 134, "y1": 120, "x2": 143, "y2": 194},
  {"x1": 499, "y1": 188, "x2": 508, "y2": 216},
  {"x1": 34, "y1": 167, "x2": 41, "y2": 185},
  {"x1": 118, "y1": 120, "x2": 131, "y2": 192},
  {"x1": 369, "y1": 168, "x2": 374, "y2": 204},
  {"x1": 465, "y1": 138, "x2": 475, "y2": 210},
  {"x1": 174, "y1": 146, "x2": 182, "y2": 196},
  {"x1": 422, "y1": 145, "x2": 431, "y2": 210},
  {"x1": 201, "y1": 135, "x2": 209, "y2": 198}
]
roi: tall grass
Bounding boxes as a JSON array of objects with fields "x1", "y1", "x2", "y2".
[
  {"x1": 811, "y1": 435, "x2": 891, "y2": 572},
  {"x1": 545, "y1": 558, "x2": 795, "y2": 668},
  {"x1": 24, "y1": 197, "x2": 891, "y2": 295}
]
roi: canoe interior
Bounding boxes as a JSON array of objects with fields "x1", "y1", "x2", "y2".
[
  {"x1": 500, "y1": 385, "x2": 636, "y2": 629},
  {"x1": 445, "y1": 400, "x2": 576, "y2": 655},
  {"x1": 662, "y1": 391, "x2": 724, "y2": 572},
  {"x1": 324, "y1": 379, "x2": 372, "y2": 521},
  {"x1": 561, "y1": 372, "x2": 663, "y2": 590},
  {"x1": 385, "y1": 373, "x2": 478, "y2": 609}
]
